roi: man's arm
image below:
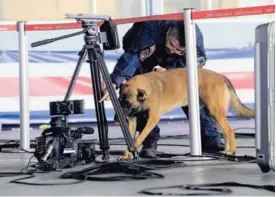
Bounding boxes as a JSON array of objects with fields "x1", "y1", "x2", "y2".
[
  {"x1": 110, "y1": 51, "x2": 141, "y2": 88},
  {"x1": 195, "y1": 24, "x2": 207, "y2": 60},
  {"x1": 110, "y1": 21, "x2": 158, "y2": 87}
]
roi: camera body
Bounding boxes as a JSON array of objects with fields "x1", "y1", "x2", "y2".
[
  {"x1": 49, "y1": 99, "x2": 84, "y2": 117},
  {"x1": 34, "y1": 100, "x2": 96, "y2": 171}
]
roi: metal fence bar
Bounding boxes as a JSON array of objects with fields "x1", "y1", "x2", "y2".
[
  {"x1": 17, "y1": 21, "x2": 30, "y2": 150},
  {"x1": 183, "y1": 8, "x2": 202, "y2": 156}
]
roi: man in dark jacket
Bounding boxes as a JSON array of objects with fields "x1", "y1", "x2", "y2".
[{"x1": 100, "y1": 20, "x2": 223, "y2": 158}]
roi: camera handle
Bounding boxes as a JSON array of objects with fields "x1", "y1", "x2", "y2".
[{"x1": 31, "y1": 20, "x2": 138, "y2": 160}]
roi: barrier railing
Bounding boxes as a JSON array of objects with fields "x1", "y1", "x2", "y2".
[{"x1": 0, "y1": 4, "x2": 274, "y2": 152}]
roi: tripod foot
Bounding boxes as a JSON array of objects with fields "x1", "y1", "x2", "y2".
[{"x1": 102, "y1": 150, "x2": 110, "y2": 161}]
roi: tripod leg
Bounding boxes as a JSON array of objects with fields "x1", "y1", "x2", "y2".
[
  {"x1": 64, "y1": 46, "x2": 88, "y2": 101},
  {"x1": 93, "y1": 45, "x2": 137, "y2": 157},
  {"x1": 87, "y1": 47, "x2": 110, "y2": 161}
]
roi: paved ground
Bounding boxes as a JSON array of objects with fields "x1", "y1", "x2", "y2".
[{"x1": 0, "y1": 119, "x2": 275, "y2": 196}]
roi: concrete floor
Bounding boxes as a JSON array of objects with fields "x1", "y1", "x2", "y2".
[{"x1": 0, "y1": 119, "x2": 275, "y2": 196}]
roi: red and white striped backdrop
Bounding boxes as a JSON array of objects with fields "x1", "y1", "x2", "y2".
[{"x1": 0, "y1": 4, "x2": 274, "y2": 122}]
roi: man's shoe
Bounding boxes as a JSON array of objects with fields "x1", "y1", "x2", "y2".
[
  {"x1": 139, "y1": 139, "x2": 158, "y2": 158},
  {"x1": 139, "y1": 148, "x2": 157, "y2": 158},
  {"x1": 202, "y1": 136, "x2": 224, "y2": 153}
]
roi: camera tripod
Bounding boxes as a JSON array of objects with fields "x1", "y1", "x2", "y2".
[{"x1": 31, "y1": 14, "x2": 137, "y2": 160}]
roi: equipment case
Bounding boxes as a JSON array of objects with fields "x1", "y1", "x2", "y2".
[{"x1": 255, "y1": 21, "x2": 275, "y2": 173}]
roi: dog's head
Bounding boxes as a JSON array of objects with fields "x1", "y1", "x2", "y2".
[{"x1": 118, "y1": 80, "x2": 148, "y2": 117}]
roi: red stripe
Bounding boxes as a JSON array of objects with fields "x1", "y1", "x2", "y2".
[
  {"x1": 222, "y1": 72, "x2": 254, "y2": 89},
  {"x1": 25, "y1": 22, "x2": 82, "y2": 31},
  {"x1": 0, "y1": 24, "x2": 17, "y2": 31},
  {"x1": 0, "y1": 72, "x2": 254, "y2": 97},
  {"x1": 77, "y1": 77, "x2": 92, "y2": 84},
  {"x1": 30, "y1": 77, "x2": 69, "y2": 96},
  {"x1": 192, "y1": 5, "x2": 275, "y2": 20},
  {"x1": 0, "y1": 78, "x2": 19, "y2": 97},
  {"x1": 1, "y1": 5, "x2": 273, "y2": 32}
]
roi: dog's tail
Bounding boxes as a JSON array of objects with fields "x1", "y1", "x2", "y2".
[{"x1": 224, "y1": 76, "x2": 255, "y2": 118}]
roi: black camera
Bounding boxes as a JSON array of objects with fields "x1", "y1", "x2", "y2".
[
  {"x1": 49, "y1": 100, "x2": 84, "y2": 116},
  {"x1": 34, "y1": 99, "x2": 96, "y2": 171},
  {"x1": 65, "y1": 14, "x2": 121, "y2": 51}
]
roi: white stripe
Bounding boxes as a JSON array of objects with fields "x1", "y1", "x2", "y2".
[
  {"x1": 204, "y1": 58, "x2": 254, "y2": 72},
  {"x1": 0, "y1": 61, "x2": 116, "y2": 77},
  {"x1": 0, "y1": 89, "x2": 254, "y2": 112},
  {"x1": 30, "y1": 53, "x2": 70, "y2": 63},
  {"x1": 0, "y1": 95, "x2": 114, "y2": 112},
  {"x1": 0, "y1": 59, "x2": 253, "y2": 77}
]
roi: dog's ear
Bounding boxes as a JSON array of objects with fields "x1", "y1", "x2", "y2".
[
  {"x1": 119, "y1": 83, "x2": 126, "y2": 90},
  {"x1": 137, "y1": 88, "x2": 147, "y2": 102}
]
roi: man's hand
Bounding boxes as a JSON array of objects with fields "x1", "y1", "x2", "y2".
[
  {"x1": 198, "y1": 63, "x2": 204, "y2": 68},
  {"x1": 153, "y1": 65, "x2": 166, "y2": 72},
  {"x1": 99, "y1": 83, "x2": 116, "y2": 103},
  {"x1": 197, "y1": 56, "x2": 206, "y2": 68},
  {"x1": 99, "y1": 79, "x2": 127, "y2": 103}
]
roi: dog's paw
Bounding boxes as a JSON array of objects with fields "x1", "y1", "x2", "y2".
[{"x1": 117, "y1": 151, "x2": 134, "y2": 161}]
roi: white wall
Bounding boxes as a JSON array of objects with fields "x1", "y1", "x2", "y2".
[{"x1": 238, "y1": 0, "x2": 275, "y2": 7}]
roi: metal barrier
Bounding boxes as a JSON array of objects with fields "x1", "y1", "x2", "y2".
[{"x1": 254, "y1": 20, "x2": 275, "y2": 172}]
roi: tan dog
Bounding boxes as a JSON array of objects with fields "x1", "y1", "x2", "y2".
[{"x1": 118, "y1": 67, "x2": 255, "y2": 160}]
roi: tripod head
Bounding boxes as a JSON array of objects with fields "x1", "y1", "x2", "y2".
[
  {"x1": 31, "y1": 14, "x2": 120, "y2": 51},
  {"x1": 65, "y1": 14, "x2": 110, "y2": 21}
]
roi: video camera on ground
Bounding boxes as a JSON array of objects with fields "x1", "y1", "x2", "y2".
[{"x1": 34, "y1": 100, "x2": 96, "y2": 171}]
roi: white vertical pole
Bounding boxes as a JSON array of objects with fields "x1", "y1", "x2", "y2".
[
  {"x1": 0, "y1": 0, "x2": 4, "y2": 20},
  {"x1": 148, "y1": 0, "x2": 164, "y2": 15},
  {"x1": 183, "y1": 8, "x2": 202, "y2": 156},
  {"x1": 146, "y1": 0, "x2": 151, "y2": 15},
  {"x1": 141, "y1": 0, "x2": 147, "y2": 16},
  {"x1": 90, "y1": 0, "x2": 97, "y2": 14},
  {"x1": 17, "y1": 21, "x2": 30, "y2": 150},
  {"x1": 206, "y1": 0, "x2": 212, "y2": 10}
]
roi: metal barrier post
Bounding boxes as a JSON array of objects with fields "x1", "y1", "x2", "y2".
[
  {"x1": 17, "y1": 21, "x2": 30, "y2": 150},
  {"x1": 141, "y1": 0, "x2": 148, "y2": 16},
  {"x1": 148, "y1": 0, "x2": 164, "y2": 15},
  {"x1": 183, "y1": 8, "x2": 202, "y2": 156},
  {"x1": 90, "y1": 0, "x2": 97, "y2": 14}
]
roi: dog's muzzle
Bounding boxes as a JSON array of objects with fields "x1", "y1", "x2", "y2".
[
  {"x1": 122, "y1": 105, "x2": 141, "y2": 117},
  {"x1": 119, "y1": 97, "x2": 132, "y2": 115},
  {"x1": 119, "y1": 99, "x2": 139, "y2": 117},
  {"x1": 121, "y1": 103, "x2": 131, "y2": 115}
]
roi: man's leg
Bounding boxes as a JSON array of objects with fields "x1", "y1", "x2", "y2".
[
  {"x1": 136, "y1": 111, "x2": 160, "y2": 158},
  {"x1": 182, "y1": 106, "x2": 224, "y2": 152}
]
